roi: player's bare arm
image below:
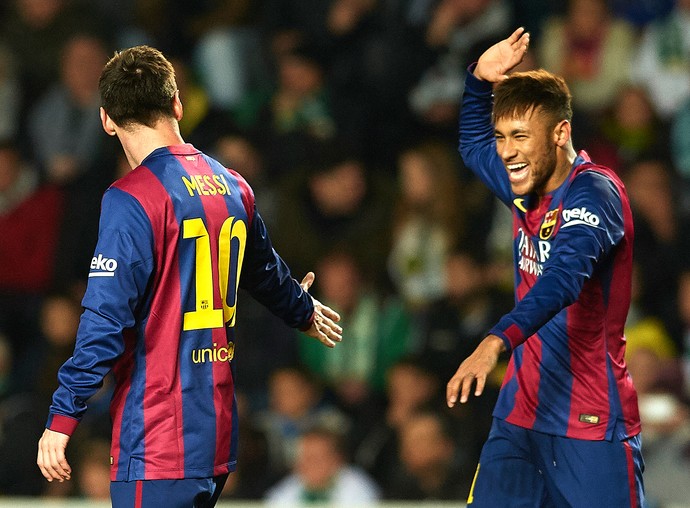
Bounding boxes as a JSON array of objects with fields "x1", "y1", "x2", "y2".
[
  {"x1": 446, "y1": 334, "x2": 506, "y2": 407},
  {"x1": 473, "y1": 27, "x2": 530, "y2": 83},
  {"x1": 37, "y1": 428, "x2": 71, "y2": 483},
  {"x1": 300, "y1": 271, "x2": 343, "y2": 348}
]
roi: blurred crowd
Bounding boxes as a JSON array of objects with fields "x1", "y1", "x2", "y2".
[{"x1": 1, "y1": 0, "x2": 690, "y2": 506}]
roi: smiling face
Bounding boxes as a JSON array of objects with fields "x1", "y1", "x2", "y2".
[{"x1": 494, "y1": 107, "x2": 568, "y2": 196}]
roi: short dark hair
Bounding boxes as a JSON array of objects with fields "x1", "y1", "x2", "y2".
[
  {"x1": 492, "y1": 69, "x2": 573, "y2": 127},
  {"x1": 98, "y1": 45, "x2": 177, "y2": 129}
]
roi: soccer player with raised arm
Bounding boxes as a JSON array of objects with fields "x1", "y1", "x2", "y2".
[
  {"x1": 36, "y1": 45, "x2": 342, "y2": 507},
  {"x1": 446, "y1": 28, "x2": 645, "y2": 507}
]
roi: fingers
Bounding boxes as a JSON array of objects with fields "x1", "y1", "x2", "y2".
[
  {"x1": 319, "y1": 303, "x2": 341, "y2": 323},
  {"x1": 446, "y1": 371, "x2": 487, "y2": 407},
  {"x1": 37, "y1": 431, "x2": 71, "y2": 482},
  {"x1": 313, "y1": 309, "x2": 343, "y2": 347},
  {"x1": 507, "y1": 26, "x2": 526, "y2": 43},
  {"x1": 300, "y1": 271, "x2": 315, "y2": 291},
  {"x1": 446, "y1": 376, "x2": 460, "y2": 408}
]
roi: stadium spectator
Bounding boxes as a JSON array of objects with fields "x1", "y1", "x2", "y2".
[
  {"x1": 27, "y1": 33, "x2": 114, "y2": 186},
  {"x1": 0, "y1": 140, "x2": 64, "y2": 394},
  {"x1": 624, "y1": 158, "x2": 686, "y2": 345},
  {"x1": 383, "y1": 409, "x2": 473, "y2": 500},
  {"x1": 537, "y1": 0, "x2": 636, "y2": 116},
  {"x1": 630, "y1": 0, "x2": 690, "y2": 119},
  {"x1": 387, "y1": 140, "x2": 467, "y2": 312},
  {"x1": 586, "y1": 84, "x2": 671, "y2": 176},
  {"x1": 415, "y1": 248, "x2": 513, "y2": 384},
  {"x1": 265, "y1": 426, "x2": 381, "y2": 504},
  {"x1": 409, "y1": 0, "x2": 512, "y2": 140},
  {"x1": 0, "y1": 0, "x2": 106, "y2": 122},
  {"x1": 252, "y1": 365, "x2": 350, "y2": 479},
  {"x1": 190, "y1": 0, "x2": 264, "y2": 112},
  {"x1": 268, "y1": 140, "x2": 394, "y2": 285},
  {"x1": 353, "y1": 356, "x2": 444, "y2": 487},
  {"x1": 299, "y1": 249, "x2": 413, "y2": 411}
]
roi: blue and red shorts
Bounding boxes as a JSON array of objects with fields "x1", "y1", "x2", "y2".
[
  {"x1": 467, "y1": 418, "x2": 645, "y2": 507},
  {"x1": 110, "y1": 474, "x2": 228, "y2": 508}
]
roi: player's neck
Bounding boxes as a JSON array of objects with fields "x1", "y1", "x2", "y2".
[{"x1": 119, "y1": 119, "x2": 185, "y2": 168}]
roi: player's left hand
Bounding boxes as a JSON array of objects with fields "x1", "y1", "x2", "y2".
[
  {"x1": 37, "y1": 428, "x2": 72, "y2": 483},
  {"x1": 447, "y1": 334, "x2": 506, "y2": 407},
  {"x1": 300, "y1": 272, "x2": 343, "y2": 348}
]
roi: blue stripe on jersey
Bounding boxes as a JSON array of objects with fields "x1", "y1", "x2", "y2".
[
  {"x1": 535, "y1": 322, "x2": 571, "y2": 436},
  {"x1": 119, "y1": 322, "x2": 149, "y2": 478}
]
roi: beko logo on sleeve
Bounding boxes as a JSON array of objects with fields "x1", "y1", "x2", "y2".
[
  {"x1": 89, "y1": 254, "x2": 118, "y2": 277},
  {"x1": 561, "y1": 207, "x2": 600, "y2": 228}
]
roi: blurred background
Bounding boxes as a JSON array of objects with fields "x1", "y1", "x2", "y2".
[{"x1": 1, "y1": 0, "x2": 690, "y2": 507}]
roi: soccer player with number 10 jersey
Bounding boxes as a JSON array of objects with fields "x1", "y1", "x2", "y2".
[{"x1": 37, "y1": 45, "x2": 342, "y2": 508}]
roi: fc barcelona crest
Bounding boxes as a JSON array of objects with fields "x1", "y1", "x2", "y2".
[{"x1": 540, "y1": 209, "x2": 559, "y2": 240}]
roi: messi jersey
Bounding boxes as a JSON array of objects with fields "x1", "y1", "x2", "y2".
[
  {"x1": 46, "y1": 144, "x2": 314, "y2": 481},
  {"x1": 459, "y1": 71, "x2": 640, "y2": 441}
]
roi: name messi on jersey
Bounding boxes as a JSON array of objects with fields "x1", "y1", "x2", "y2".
[{"x1": 182, "y1": 174, "x2": 231, "y2": 197}]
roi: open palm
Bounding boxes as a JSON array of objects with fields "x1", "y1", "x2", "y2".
[{"x1": 474, "y1": 27, "x2": 530, "y2": 83}]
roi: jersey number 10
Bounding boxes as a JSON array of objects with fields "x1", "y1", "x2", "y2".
[{"x1": 182, "y1": 217, "x2": 247, "y2": 331}]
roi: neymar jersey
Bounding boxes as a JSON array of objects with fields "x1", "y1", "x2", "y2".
[
  {"x1": 46, "y1": 144, "x2": 315, "y2": 481},
  {"x1": 459, "y1": 71, "x2": 640, "y2": 441}
]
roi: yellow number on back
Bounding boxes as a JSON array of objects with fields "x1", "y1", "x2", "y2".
[{"x1": 182, "y1": 217, "x2": 246, "y2": 331}]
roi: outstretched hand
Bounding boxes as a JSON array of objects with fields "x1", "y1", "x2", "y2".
[
  {"x1": 300, "y1": 272, "x2": 343, "y2": 348},
  {"x1": 447, "y1": 335, "x2": 506, "y2": 407},
  {"x1": 474, "y1": 27, "x2": 530, "y2": 83}
]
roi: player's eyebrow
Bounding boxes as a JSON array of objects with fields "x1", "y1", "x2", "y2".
[{"x1": 494, "y1": 127, "x2": 529, "y2": 136}]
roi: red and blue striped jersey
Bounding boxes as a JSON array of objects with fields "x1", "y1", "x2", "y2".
[
  {"x1": 459, "y1": 72, "x2": 640, "y2": 441},
  {"x1": 46, "y1": 144, "x2": 315, "y2": 480}
]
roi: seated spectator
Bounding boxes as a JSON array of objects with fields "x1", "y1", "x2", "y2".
[
  {"x1": 409, "y1": 0, "x2": 512, "y2": 140},
  {"x1": 190, "y1": 0, "x2": 264, "y2": 112},
  {"x1": 0, "y1": 140, "x2": 63, "y2": 294},
  {"x1": 233, "y1": 42, "x2": 338, "y2": 178},
  {"x1": 0, "y1": 0, "x2": 106, "y2": 115},
  {"x1": 252, "y1": 365, "x2": 350, "y2": 479},
  {"x1": 537, "y1": 0, "x2": 636, "y2": 116},
  {"x1": 27, "y1": 32, "x2": 113, "y2": 186},
  {"x1": 268, "y1": 140, "x2": 394, "y2": 284},
  {"x1": 0, "y1": 139, "x2": 63, "y2": 394},
  {"x1": 630, "y1": 0, "x2": 690, "y2": 119},
  {"x1": 383, "y1": 409, "x2": 473, "y2": 500},
  {"x1": 623, "y1": 158, "x2": 685, "y2": 344},
  {"x1": 416, "y1": 249, "x2": 513, "y2": 383},
  {"x1": 299, "y1": 248, "x2": 414, "y2": 410},
  {"x1": 387, "y1": 140, "x2": 465, "y2": 312},
  {"x1": 353, "y1": 356, "x2": 443, "y2": 486},
  {"x1": 586, "y1": 84, "x2": 671, "y2": 176},
  {"x1": 265, "y1": 426, "x2": 381, "y2": 504}
]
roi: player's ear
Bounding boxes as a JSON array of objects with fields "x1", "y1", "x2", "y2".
[
  {"x1": 172, "y1": 90, "x2": 183, "y2": 121},
  {"x1": 553, "y1": 119, "x2": 571, "y2": 147},
  {"x1": 100, "y1": 107, "x2": 117, "y2": 137}
]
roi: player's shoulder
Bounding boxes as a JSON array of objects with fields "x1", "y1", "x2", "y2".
[{"x1": 569, "y1": 163, "x2": 623, "y2": 203}]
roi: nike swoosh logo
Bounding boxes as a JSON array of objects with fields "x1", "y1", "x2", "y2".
[{"x1": 513, "y1": 198, "x2": 527, "y2": 213}]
